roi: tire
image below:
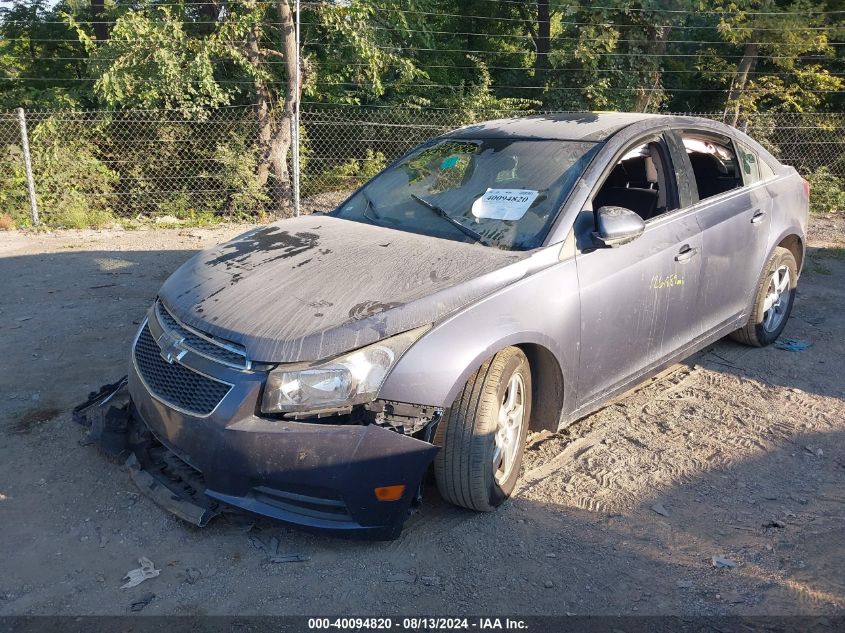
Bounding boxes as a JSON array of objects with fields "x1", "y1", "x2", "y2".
[
  {"x1": 433, "y1": 347, "x2": 531, "y2": 511},
  {"x1": 730, "y1": 247, "x2": 798, "y2": 347}
]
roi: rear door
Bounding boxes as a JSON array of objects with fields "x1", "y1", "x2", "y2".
[
  {"x1": 574, "y1": 132, "x2": 704, "y2": 409},
  {"x1": 667, "y1": 129, "x2": 772, "y2": 333}
]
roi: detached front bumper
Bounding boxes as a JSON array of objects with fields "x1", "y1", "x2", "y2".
[{"x1": 76, "y1": 368, "x2": 439, "y2": 540}]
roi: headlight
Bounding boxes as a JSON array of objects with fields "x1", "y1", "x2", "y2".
[{"x1": 261, "y1": 325, "x2": 429, "y2": 413}]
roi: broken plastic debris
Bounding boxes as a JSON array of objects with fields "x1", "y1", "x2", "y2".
[
  {"x1": 650, "y1": 502, "x2": 670, "y2": 517},
  {"x1": 249, "y1": 534, "x2": 308, "y2": 563},
  {"x1": 268, "y1": 554, "x2": 310, "y2": 563},
  {"x1": 774, "y1": 338, "x2": 812, "y2": 352},
  {"x1": 385, "y1": 572, "x2": 416, "y2": 583},
  {"x1": 121, "y1": 557, "x2": 160, "y2": 589},
  {"x1": 129, "y1": 592, "x2": 155, "y2": 612},
  {"x1": 711, "y1": 556, "x2": 737, "y2": 569}
]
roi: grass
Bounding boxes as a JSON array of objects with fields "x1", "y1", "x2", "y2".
[
  {"x1": 47, "y1": 206, "x2": 115, "y2": 230},
  {"x1": 816, "y1": 246, "x2": 845, "y2": 261}
]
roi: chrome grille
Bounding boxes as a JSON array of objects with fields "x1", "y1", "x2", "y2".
[
  {"x1": 133, "y1": 324, "x2": 231, "y2": 416},
  {"x1": 155, "y1": 300, "x2": 249, "y2": 369}
]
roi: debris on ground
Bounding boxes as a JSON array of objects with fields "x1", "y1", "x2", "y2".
[
  {"x1": 121, "y1": 557, "x2": 160, "y2": 589},
  {"x1": 774, "y1": 338, "x2": 813, "y2": 352},
  {"x1": 248, "y1": 534, "x2": 309, "y2": 563},
  {"x1": 763, "y1": 520, "x2": 786, "y2": 529},
  {"x1": 420, "y1": 575, "x2": 441, "y2": 587},
  {"x1": 650, "y1": 502, "x2": 670, "y2": 517},
  {"x1": 184, "y1": 567, "x2": 202, "y2": 585},
  {"x1": 804, "y1": 446, "x2": 824, "y2": 458},
  {"x1": 711, "y1": 557, "x2": 738, "y2": 569},
  {"x1": 385, "y1": 572, "x2": 416, "y2": 583},
  {"x1": 129, "y1": 592, "x2": 155, "y2": 612},
  {"x1": 269, "y1": 554, "x2": 310, "y2": 563},
  {"x1": 525, "y1": 430, "x2": 554, "y2": 449},
  {"x1": 223, "y1": 514, "x2": 255, "y2": 533}
]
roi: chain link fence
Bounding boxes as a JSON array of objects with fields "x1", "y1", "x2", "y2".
[{"x1": 2, "y1": 106, "x2": 844, "y2": 227}]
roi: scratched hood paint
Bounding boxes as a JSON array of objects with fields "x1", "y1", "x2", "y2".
[{"x1": 158, "y1": 216, "x2": 529, "y2": 362}]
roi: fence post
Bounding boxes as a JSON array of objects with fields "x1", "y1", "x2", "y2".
[
  {"x1": 17, "y1": 108, "x2": 39, "y2": 226},
  {"x1": 291, "y1": 0, "x2": 301, "y2": 217}
]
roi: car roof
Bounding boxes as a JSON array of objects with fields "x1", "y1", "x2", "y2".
[{"x1": 441, "y1": 112, "x2": 667, "y2": 142}]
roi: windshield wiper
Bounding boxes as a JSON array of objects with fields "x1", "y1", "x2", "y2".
[{"x1": 410, "y1": 194, "x2": 490, "y2": 246}]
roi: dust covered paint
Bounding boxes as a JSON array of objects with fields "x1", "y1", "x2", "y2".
[{"x1": 159, "y1": 216, "x2": 527, "y2": 362}]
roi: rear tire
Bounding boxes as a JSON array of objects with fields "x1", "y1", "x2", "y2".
[
  {"x1": 433, "y1": 347, "x2": 531, "y2": 511},
  {"x1": 730, "y1": 247, "x2": 797, "y2": 347}
]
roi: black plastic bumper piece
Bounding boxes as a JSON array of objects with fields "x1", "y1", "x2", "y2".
[{"x1": 75, "y1": 379, "x2": 439, "y2": 539}]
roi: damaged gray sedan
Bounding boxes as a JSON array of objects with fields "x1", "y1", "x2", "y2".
[{"x1": 77, "y1": 112, "x2": 808, "y2": 538}]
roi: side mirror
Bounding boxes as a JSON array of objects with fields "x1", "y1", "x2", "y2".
[{"x1": 593, "y1": 205, "x2": 645, "y2": 248}]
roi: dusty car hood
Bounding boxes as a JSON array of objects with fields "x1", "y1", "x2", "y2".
[{"x1": 158, "y1": 216, "x2": 530, "y2": 362}]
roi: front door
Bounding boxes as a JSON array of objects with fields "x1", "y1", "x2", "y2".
[{"x1": 574, "y1": 134, "x2": 704, "y2": 408}]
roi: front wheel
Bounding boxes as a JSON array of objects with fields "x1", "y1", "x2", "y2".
[
  {"x1": 433, "y1": 347, "x2": 531, "y2": 511},
  {"x1": 730, "y1": 246, "x2": 798, "y2": 347}
]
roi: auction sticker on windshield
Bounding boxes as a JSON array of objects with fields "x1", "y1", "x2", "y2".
[{"x1": 471, "y1": 189, "x2": 539, "y2": 221}]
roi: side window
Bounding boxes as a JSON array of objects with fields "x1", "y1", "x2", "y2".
[
  {"x1": 680, "y1": 132, "x2": 742, "y2": 201},
  {"x1": 591, "y1": 135, "x2": 678, "y2": 223},
  {"x1": 736, "y1": 141, "x2": 760, "y2": 185}
]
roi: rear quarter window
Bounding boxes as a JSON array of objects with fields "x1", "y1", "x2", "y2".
[
  {"x1": 736, "y1": 141, "x2": 760, "y2": 185},
  {"x1": 759, "y1": 158, "x2": 776, "y2": 179}
]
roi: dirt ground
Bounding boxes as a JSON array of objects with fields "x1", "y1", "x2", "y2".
[{"x1": 0, "y1": 215, "x2": 843, "y2": 616}]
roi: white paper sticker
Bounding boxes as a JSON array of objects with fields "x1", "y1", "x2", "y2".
[{"x1": 471, "y1": 188, "x2": 539, "y2": 221}]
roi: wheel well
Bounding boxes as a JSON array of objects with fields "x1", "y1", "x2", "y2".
[
  {"x1": 517, "y1": 343, "x2": 563, "y2": 433},
  {"x1": 779, "y1": 234, "x2": 804, "y2": 273}
]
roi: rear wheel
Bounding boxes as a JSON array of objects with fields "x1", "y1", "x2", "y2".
[
  {"x1": 730, "y1": 247, "x2": 798, "y2": 347},
  {"x1": 433, "y1": 347, "x2": 531, "y2": 511}
]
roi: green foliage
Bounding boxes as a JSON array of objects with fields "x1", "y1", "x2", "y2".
[
  {"x1": 806, "y1": 166, "x2": 845, "y2": 214},
  {"x1": 0, "y1": 0, "x2": 92, "y2": 109},
  {"x1": 68, "y1": 8, "x2": 234, "y2": 117},
  {"x1": 0, "y1": 116, "x2": 116, "y2": 228},
  {"x1": 213, "y1": 134, "x2": 270, "y2": 219},
  {"x1": 29, "y1": 116, "x2": 117, "y2": 228},
  {"x1": 0, "y1": 141, "x2": 29, "y2": 225},
  {"x1": 307, "y1": 149, "x2": 387, "y2": 193}
]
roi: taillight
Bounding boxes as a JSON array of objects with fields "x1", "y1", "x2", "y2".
[{"x1": 802, "y1": 178, "x2": 810, "y2": 199}]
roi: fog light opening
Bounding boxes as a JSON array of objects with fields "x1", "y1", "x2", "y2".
[{"x1": 374, "y1": 485, "x2": 405, "y2": 501}]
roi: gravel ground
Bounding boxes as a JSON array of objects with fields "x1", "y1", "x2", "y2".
[{"x1": 0, "y1": 214, "x2": 843, "y2": 616}]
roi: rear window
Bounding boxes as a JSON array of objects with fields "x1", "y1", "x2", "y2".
[{"x1": 680, "y1": 132, "x2": 742, "y2": 201}]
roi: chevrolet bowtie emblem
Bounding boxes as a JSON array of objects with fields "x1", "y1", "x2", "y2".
[{"x1": 158, "y1": 330, "x2": 187, "y2": 364}]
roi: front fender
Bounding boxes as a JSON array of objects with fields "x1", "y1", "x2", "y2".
[{"x1": 379, "y1": 255, "x2": 580, "y2": 423}]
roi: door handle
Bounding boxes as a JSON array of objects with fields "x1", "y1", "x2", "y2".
[
  {"x1": 751, "y1": 209, "x2": 767, "y2": 224},
  {"x1": 675, "y1": 245, "x2": 698, "y2": 263}
]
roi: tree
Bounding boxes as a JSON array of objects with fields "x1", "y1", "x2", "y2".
[
  {"x1": 0, "y1": 0, "x2": 93, "y2": 109},
  {"x1": 69, "y1": 0, "x2": 302, "y2": 214},
  {"x1": 716, "y1": 0, "x2": 840, "y2": 124}
]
